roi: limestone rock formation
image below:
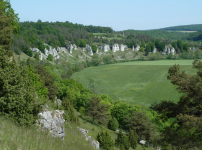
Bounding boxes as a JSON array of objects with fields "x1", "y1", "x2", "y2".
[
  {"x1": 119, "y1": 44, "x2": 125, "y2": 51},
  {"x1": 101, "y1": 45, "x2": 110, "y2": 52},
  {"x1": 164, "y1": 45, "x2": 175, "y2": 55},
  {"x1": 189, "y1": 47, "x2": 196, "y2": 52},
  {"x1": 85, "y1": 45, "x2": 93, "y2": 56},
  {"x1": 77, "y1": 127, "x2": 99, "y2": 149},
  {"x1": 31, "y1": 48, "x2": 40, "y2": 52},
  {"x1": 135, "y1": 45, "x2": 140, "y2": 51},
  {"x1": 36, "y1": 110, "x2": 66, "y2": 140},
  {"x1": 153, "y1": 48, "x2": 157, "y2": 53},
  {"x1": 67, "y1": 44, "x2": 77, "y2": 53},
  {"x1": 112, "y1": 44, "x2": 119, "y2": 52}
]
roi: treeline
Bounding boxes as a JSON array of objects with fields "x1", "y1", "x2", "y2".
[
  {"x1": 183, "y1": 30, "x2": 202, "y2": 41},
  {"x1": 123, "y1": 29, "x2": 189, "y2": 40},
  {"x1": 158, "y1": 24, "x2": 202, "y2": 31}
]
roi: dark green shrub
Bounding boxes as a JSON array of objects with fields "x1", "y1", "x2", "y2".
[
  {"x1": 47, "y1": 54, "x2": 53, "y2": 61},
  {"x1": 108, "y1": 117, "x2": 119, "y2": 131},
  {"x1": 115, "y1": 130, "x2": 130, "y2": 150},
  {"x1": 128, "y1": 129, "x2": 138, "y2": 149},
  {"x1": 96, "y1": 129, "x2": 114, "y2": 150},
  {"x1": 62, "y1": 97, "x2": 79, "y2": 124}
]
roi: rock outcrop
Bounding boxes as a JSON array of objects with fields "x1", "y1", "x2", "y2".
[
  {"x1": 36, "y1": 110, "x2": 66, "y2": 140},
  {"x1": 101, "y1": 45, "x2": 110, "y2": 52},
  {"x1": 77, "y1": 127, "x2": 99, "y2": 149},
  {"x1": 112, "y1": 44, "x2": 119, "y2": 52},
  {"x1": 135, "y1": 45, "x2": 140, "y2": 51}
]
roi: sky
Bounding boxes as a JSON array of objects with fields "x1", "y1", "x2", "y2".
[{"x1": 10, "y1": 0, "x2": 202, "y2": 31}]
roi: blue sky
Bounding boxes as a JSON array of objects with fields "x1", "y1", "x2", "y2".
[{"x1": 10, "y1": 0, "x2": 202, "y2": 31}]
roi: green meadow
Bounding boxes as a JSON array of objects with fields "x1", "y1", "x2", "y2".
[{"x1": 72, "y1": 60, "x2": 198, "y2": 108}]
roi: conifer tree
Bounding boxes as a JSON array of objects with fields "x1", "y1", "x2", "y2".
[
  {"x1": 62, "y1": 97, "x2": 79, "y2": 124},
  {"x1": 108, "y1": 117, "x2": 119, "y2": 131},
  {"x1": 96, "y1": 129, "x2": 114, "y2": 150},
  {"x1": 115, "y1": 130, "x2": 130, "y2": 150},
  {"x1": 128, "y1": 129, "x2": 138, "y2": 149}
]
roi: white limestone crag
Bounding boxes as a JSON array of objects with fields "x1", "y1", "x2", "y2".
[
  {"x1": 153, "y1": 48, "x2": 157, "y2": 53},
  {"x1": 77, "y1": 127, "x2": 99, "y2": 149},
  {"x1": 31, "y1": 48, "x2": 40, "y2": 52},
  {"x1": 112, "y1": 44, "x2": 119, "y2": 52},
  {"x1": 36, "y1": 110, "x2": 65, "y2": 140},
  {"x1": 119, "y1": 44, "x2": 125, "y2": 51},
  {"x1": 85, "y1": 45, "x2": 93, "y2": 56},
  {"x1": 67, "y1": 44, "x2": 77, "y2": 53},
  {"x1": 132, "y1": 45, "x2": 135, "y2": 51},
  {"x1": 135, "y1": 45, "x2": 140, "y2": 51},
  {"x1": 189, "y1": 47, "x2": 196, "y2": 52},
  {"x1": 101, "y1": 45, "x2": 110, "y2": 52},
  {"x1": 164, "y1": 45, "x2": 175, "y2": 55}
]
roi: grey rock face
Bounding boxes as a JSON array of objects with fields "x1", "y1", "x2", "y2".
[
  {"x1": 77, "y1": 127, "x2": 99, "y2": 149},
  {"x1": 36, "y1": 110, "x2": 65, "y2": 140},
  {"x1": 135, "y1": 45, "x2": 140, "y2": 51},
  {"x1": 112, "y1": 44, "x2": 119, "y2": 52},
  {"x1": 101, "y1": 45, "x2": 110, "y2": 52},
  {"x1": 153, "y1": 48, "x2": 157, "y2": 53}
]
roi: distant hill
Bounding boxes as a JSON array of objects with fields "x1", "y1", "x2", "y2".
[
  {"x1": 158, "y1": 24, "x2": 202, "y2": 31},
  {"x1": 123, "y1": 30, "x2": 189, "y2": 40},
  {"x1": 183, "y1": 30, "x2": 202, "y2": 41}
]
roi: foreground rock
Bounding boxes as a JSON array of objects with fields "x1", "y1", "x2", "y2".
[
  {"x1": 36, "y1": 109, "x2": 66, "y2": 140},
  {"x1": 77, "y1": 127, "x2": 99, "y2": 149}
]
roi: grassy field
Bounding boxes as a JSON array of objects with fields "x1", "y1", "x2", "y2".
[
  {"x1": 72, "y1": 60, "x2": 198, "y2": 108},
  {"x1": 0, "y1": 115, "x2": 154, "y2": 150}
]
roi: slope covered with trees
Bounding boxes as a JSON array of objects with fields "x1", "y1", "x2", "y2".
[{"x1": 158, "y1": 24, "x2": 202, "y2": 31}]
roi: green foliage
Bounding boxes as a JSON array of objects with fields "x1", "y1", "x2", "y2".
[
  {"x1": 80, "y1": 39, "x2": 86, "y2": 47},
  {"x1": 110, "y1": 101, "x2": 139, "y2": 127},
  {"x1": 85, "y1": 96, "x2": 110, "y2": 125},
  {"x1": 107, "y1": 117, "x2": 119, "y2": 131},
  {"x1": 145, "y1": 42, "x2": 154, "y2": 56},
  {"x1": 96, "y1": 129, "x2": 114, "y2": 150},
  {"x1": 159, "y1": 24, "x2": 202, "y2": 31},
  {"x1": 125, "y1": 111, "x2": 157, "y2": 141},
  {"x1": 62, "y1": 97, "x2": 79, "y2": 124},
  {"x1": 0, "y1": 59, "x2": 45, "y2": 125},
  {"x1": 91, "y1": 45, "x2": 97, "y2": 53},
  {"x1": 35, "y1": 66, "x2": 58, "y2": 101},
  {"x1": 115, "y1": 130, "x2": 130, "y2": 150},
  {"x1": 47, "y1": 54, "x2": 53, "y2": 61},
  {"x1": 128, "y1": 129, "x2": 138, "y2": 149},
  {"x1": 0, "y1": 0, "x2": 20, "y2": 34},
  {"x1": 34, "y1": 52, "x2": 40, "y2": 61}
]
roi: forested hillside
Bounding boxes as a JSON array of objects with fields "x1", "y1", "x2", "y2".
[
  {"x1": 158, "y1": 24, "x2": 202, "y2": 31},
  {"x1": 123, "y1": 29, "x2": 189, "y2": 40},
  {"x1": 183, "y1": 30, "x2": 202, "y2": 41}
]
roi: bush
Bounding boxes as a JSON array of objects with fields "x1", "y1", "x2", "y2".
[
  {"x1": 0, "y1": 59, "x2": 45, "y2": 126},
  {"x1": 115, "y1": 130, "x2": 130, "y2": 150},
  {"x1": 62, "y1": 97, "x2": 79, "y2": 124},
  {"x1": 108, "y1": 117, "x2": 119, "y2": 131},
  {"x1": 97, "y1": 129, "x2": 114, "y2": 150},
  {"x1": 47, "y1": 54, "x2": 53, "y2": 61}
]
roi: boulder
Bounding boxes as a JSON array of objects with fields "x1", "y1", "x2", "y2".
[
  {"x1": 36, "y1": 110, "x2": 65, "y2": 140},
  {"x1": 77, "y1": 127, "x2": 99, "y2": 149}
]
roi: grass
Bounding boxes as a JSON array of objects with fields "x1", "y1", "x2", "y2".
[
  {"x1": 0, "y1": 115, "x2": 154, "y2": 150},
  {"x1": 72, "y1": 60, "x2": 198, "y2": 108}
]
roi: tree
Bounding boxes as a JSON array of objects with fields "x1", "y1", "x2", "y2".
[
  {"x1": 34, "y1": 52, "x2": 40, "y2": 61},
  {"x1": 125, "y1": 111, "x2": 157, "y2": 142},
  {"x1": 177, "y1": 40, "x2": 183, "y2": 50},
  {"x1": 128, "y1": 129, "x2": 138, "y2": 149},
  {"x1": 74, "y1": 37, "x2": 80, "y2": 47},
  {"x1": 91, "y1": 45, "x2": 97, "y2": 53},
  {"x1": 47, "y1": 54, "x2": 53, "y2": 61},
  {"x1": 80, "y1": 39, "x2": 86, "y2": 47},
  {"x1": 0, "y1": 0, "x2": 20, "y2": 34},
  {"x1": 152, "y1": 60, "x2": 202, "y2": 148},
  {"x1": 115, "y1": 130, "x2": 130, "y2": 150},
  {"x1": 85, "y1": 96, "x2": 110, "y2": 124},
  {"x1": 108, "y1": 117, "x2": 119, "y2": 131},
  {"x1": 96, "y1": 129, "x2": 114, "y2": 150},
  {"x1": 62, "y1": 97, "x2": 79, "y2": 124}
]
